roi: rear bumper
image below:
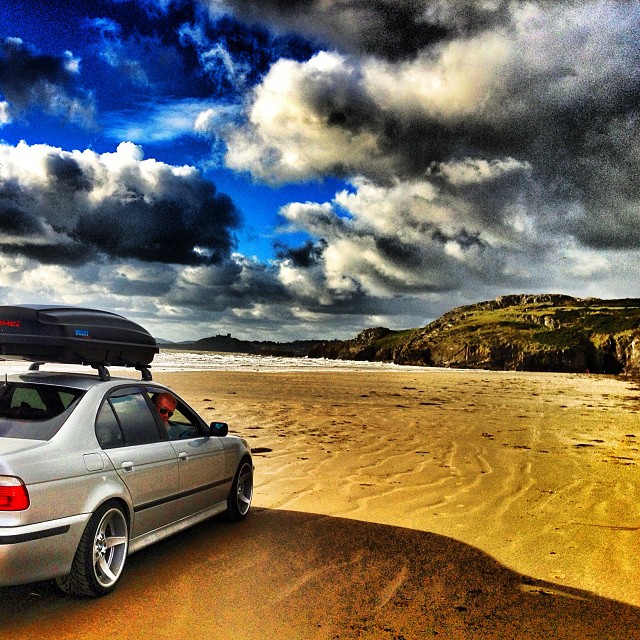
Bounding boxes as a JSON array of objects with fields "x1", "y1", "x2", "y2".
[{"x1": 0, "y1": 513, "x2": 90, "y2": 587}]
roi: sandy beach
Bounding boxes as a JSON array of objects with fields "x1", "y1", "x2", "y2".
[{"x1": 3, "y1": 367, "x2": 640, "y2": 638}]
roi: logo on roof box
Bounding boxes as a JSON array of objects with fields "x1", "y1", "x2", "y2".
[
  {"x1": 75, "y1": 329, "x2": 90, "y2": 338},
  {"x1": 0, "y1": 320, "x2": 21, "y2": 328}
]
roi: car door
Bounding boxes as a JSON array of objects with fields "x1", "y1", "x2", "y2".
[
  {"x1": 159, "y1": 396, "x2": 229, "y2": 520},
  {"x1": 97, "y1": 387, "x2": 180, "y2": 539}
]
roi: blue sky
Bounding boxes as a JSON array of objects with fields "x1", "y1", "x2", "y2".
[{"x1": 0, "y1": 0, "x2": 638, "y2": 341}]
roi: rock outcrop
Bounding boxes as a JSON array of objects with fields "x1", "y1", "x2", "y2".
[{"x1": 309, "y1": 294, "x2": 640, "y2": 375}]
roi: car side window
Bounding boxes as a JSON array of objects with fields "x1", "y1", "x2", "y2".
[
  {"x1": 95, "y1": 402, "x2": 124, "y2": 449},
  {"x1": 109, "y1": 391, "x2": 162, "y2": 446}
]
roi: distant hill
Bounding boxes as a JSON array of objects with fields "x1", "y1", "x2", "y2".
[
  {"x1": 307, "y1": 294, "x2": 640, "y2": 375},
  {"x1": 167, "y1": 333, "x2": 321, "y2": 358}
]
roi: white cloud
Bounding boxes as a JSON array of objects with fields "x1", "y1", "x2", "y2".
[
  {"x1": 363, "y1": 32, "x2": 511, "y2": 120},
  {"x1": 194, "y1": 104, "x2": 240, "y2": 134},
  {"x1": 277, "y1": 172, "x2": 534, "y2": 299},
  {"x1": 221, "y1": 1, "x2": 639, "y2": 209},
  {"x1": 220, "y1": 40, "x2": 518, "y2": 182},
  {"x1": 225, "y1": 52, "x2": 387, "y2": 182},
  {"x1": 0, "y1": 101, "x2": 9, "y2": 125},
  {"x1": 106, "y1": 99, "x2": 219, "y2": 144},
  {"x1": 63, "y1": 50, "x2": 80, "y2": 74},
  {"x1": 429, "y1": 157, "x2": 530, "y2": 186}
]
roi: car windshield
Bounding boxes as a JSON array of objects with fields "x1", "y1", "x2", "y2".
[{"x1": 0, "y1": 382, "x2": 85, "y2": 440}]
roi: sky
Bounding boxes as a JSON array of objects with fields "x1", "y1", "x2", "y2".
[{"x1": 0, "y1": 0, "x2": 638, "y2": 342}]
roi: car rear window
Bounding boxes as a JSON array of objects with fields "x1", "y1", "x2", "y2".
[{"x1": 0, "y1": 382, "x2": 85, "y2": 440}]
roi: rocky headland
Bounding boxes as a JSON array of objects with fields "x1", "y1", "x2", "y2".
[
  {"x1": 170, "y1": 294, "x2": 640, "y2": 375},
  {"x1": 307, "y1": 294, "x2": 640, "y2": 375}
]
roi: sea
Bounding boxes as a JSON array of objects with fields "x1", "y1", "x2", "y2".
[{"x1": 0, "y1": 349, "x2": 429, "y2": 375}]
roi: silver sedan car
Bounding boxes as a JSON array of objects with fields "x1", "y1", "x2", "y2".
[{"x1": 0, "y1": 369, "x2": 253, "y2": 597}]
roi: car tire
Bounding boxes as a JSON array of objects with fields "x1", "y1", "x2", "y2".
[
  {"x1": 56, "y1": 501, "x2": 129, "y2": 597},
  {"x1": 227, "y1": 458, "x2": 253, "y2": 521}
]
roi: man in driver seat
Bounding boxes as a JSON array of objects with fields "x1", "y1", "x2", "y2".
[{"x1": 152, "y1": 392, "x2": 180, "y2": 437}]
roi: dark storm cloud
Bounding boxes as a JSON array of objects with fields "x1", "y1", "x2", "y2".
[
  {"x1": 74, "y1": 187, "x2": 238, "y2": 264},
  {"x1": 0, "y1": 141, "x2": 240, "y2": 266},
  {"x1": 275, "y1": 239, "x2": 327, "y2": 267},
  {"x1": 206, "y1": 0, "x2": 519, "y2": 60},
  {"x1": 166, "y1": 247, "x2": 404, "y2": 321},
  {"x1": 0, "y1": 180, "x2": 41, "y2": 235},
  {"x1": 0, "y1": 241, "x2": 93, "y2": 267},
  {"x1": 45, "y1": 155, "x2": 93, "y2": 192},
  {"x1": 110, "y1": 273, "x2": 174, "y2": 297},
  {"x1": 168, "y1": 257, "x2": 293, "y2": 312},
  {"x1": 0, "y1": 37, "x2": 94, "y2": 124}
]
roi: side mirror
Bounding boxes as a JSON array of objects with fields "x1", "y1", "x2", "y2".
[{"x1": 209, "y1": 421, "x2": 228, "y2": 437}]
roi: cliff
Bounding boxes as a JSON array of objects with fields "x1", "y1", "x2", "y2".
[{"x1": 308, "y1": 294, "x2": 640, "y2": 375}]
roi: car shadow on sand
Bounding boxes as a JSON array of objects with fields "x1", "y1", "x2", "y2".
[{"x1": 1, "y1": 507, "x2": 639, "y2": 639}]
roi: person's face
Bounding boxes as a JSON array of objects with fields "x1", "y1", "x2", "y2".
[{"x1": 156, "y1": 398, "x2": 175, "y2": 424}]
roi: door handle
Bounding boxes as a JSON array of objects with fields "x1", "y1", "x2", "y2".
[
  {"x1": 178, "y1": 452, "x2": 188, "y2": 461},
  {"x1": 121, "y1": 461, "x2": 134, "y2": 472}
]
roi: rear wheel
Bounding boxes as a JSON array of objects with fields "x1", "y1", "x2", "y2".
[
  {"x1": 56, "y1": 501, "x2": 129, "y2": 597},
  {"x1": 227, "y1": 458, "x2": 253, "y2": 521}
]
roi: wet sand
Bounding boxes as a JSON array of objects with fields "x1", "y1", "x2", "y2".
[{"x1": 3, "y1": 368, "x2": 640, "y2": 638}]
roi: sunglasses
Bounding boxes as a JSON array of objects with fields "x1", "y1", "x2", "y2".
[{"x1": 159, "y1": 408, "x2": 174, "y2": 417}]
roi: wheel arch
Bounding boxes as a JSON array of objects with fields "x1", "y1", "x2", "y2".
[
  {"x1": 80, "y1": 475, "x2": 134, "y2": 532},
  {"x1": 97, "y1": 496, "x2": 132, "y2": 530},
  {"x1": 239, "y1": 452, "x2": 253, "y2": 467}
]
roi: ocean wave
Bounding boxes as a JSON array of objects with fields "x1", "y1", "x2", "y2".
[
  {"x1": 0, "y1": 349, "x2": 429, "y2": 375},
  {"x1": 152, "y1": 349, "x2": 428, "y2": 372}
]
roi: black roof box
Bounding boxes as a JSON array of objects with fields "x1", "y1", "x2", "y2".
[{"x1": 0, "y1": 305, "x2": 158, "y2": 377}]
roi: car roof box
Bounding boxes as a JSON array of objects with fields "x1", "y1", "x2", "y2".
[{"x1": 0, "y1": 305, "x2": 159, "y2": 372}]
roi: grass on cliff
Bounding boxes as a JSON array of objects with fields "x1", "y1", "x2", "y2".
[
  {"x1": 373, "y1": 329, "x2": 415, "y2": 349},
  {"x1": 416, "y1": 302, "x2": 640, "y2": 352}
]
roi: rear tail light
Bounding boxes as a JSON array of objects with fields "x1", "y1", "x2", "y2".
[{"x1": 0, "y1": 476, "x2": 30, "y2": 510}]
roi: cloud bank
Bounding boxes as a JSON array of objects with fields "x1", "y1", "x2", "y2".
[
  {"x1": 222, "y1": 3, "x2": 639, "y2": 216},
  {"x1": 0, "y1": 141, "x2": 239, "y2": 266}
]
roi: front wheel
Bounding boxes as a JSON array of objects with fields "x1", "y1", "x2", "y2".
[
  {"x1": 227, "y1": 458, "x2": 253, "y2": 521},
  {"x1": 56, "y1": 501, "x2": 129, "y2": 597}
]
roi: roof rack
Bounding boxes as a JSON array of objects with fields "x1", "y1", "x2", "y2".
[
  {"x1": 25, "y1": 361, "x2": 154, "y2": 381},
  {"x1": 26, "y1": 361, "x2": 153, "y2": 381}
]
